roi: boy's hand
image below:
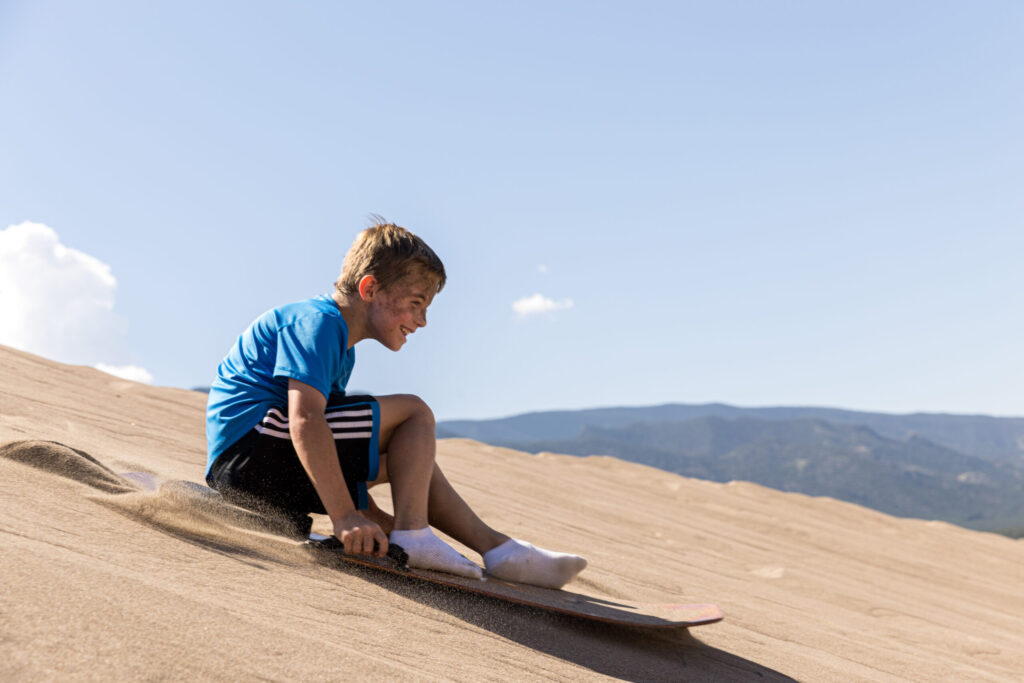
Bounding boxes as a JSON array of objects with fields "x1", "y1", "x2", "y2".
[
  {"x1": 365, "y1": 495, "x2": 395, "y2": 535},
  {"x1": 334, "y1": 511, "x2": 389, "y2": 557}
]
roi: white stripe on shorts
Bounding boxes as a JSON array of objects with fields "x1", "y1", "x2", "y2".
[
  {"x1": 254, "y1": 423, "x2": 373, "y2": 440},
  {"x1": 254, "y1": 423, "x2": 291, "y2": 439},
  {"x1": 325, "y1": 408, "x2": 373, "y2": 420},
  {"x1": 257, "y1": 405, "x2": 374, "y2": 440}
]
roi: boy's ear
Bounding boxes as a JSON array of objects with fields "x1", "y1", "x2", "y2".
[{"x1": 357, "y1": 274, "x2": 378, "y2": 301}]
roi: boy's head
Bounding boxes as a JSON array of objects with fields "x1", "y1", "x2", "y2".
[{"x1": 335, "y1": 217, "x2": 446, "y2": 298}]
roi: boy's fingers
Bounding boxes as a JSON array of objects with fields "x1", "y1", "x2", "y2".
[
  {"x1": 361, "y1": 530, "x2": 375, "y2": 555},
  {"x1": 348, "y1": 530, "x2": 364, "y2": 555},
  {"x1": 338, "y1": 519, "x2": 386, "y2": 556},
  {"x1": 343, "y1": 529, "x2": 365, "y2": 554}
]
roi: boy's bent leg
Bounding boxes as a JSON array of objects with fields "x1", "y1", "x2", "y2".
[
  {"x1": 375, "y1": 394, "x2": 436, "y2": 531},
  {"x1": 376, "y1": 394, "x2": 587, "y2": 587},
  {"x1": 422, "y1": 460, "x2": 586, "y2": 588},
  {"x1": 376, "y1": 395, "x2": 507, "y2": 552},
  {"x1": 376, "y1": 394, "x2": 482, "y2": 579},
  {"x1": 426, "y1": 464, "x2": 509, "y2": 555}
]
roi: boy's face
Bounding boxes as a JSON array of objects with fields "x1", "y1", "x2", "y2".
[{"x1": 365, "y1": 273, "x2": 437, "y2": 351}]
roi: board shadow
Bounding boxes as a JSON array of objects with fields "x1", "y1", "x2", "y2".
[{"x1": 328, "y1": 561, "x2": 796, "y2": 682}]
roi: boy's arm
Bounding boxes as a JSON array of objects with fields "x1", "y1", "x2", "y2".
[{"x1": 287, "y1": 379, "x2": 388, "y2": 556}]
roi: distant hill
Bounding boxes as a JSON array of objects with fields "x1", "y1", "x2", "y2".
[
  {"x1": 438, "y1": 404, "x2": 1024, "y2": 536},
  {"x1": 439, "y1": 403, "x2": 1024, "y2": 466}
]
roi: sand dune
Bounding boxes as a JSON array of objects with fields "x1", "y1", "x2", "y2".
[{"x1": 1, "y1": 344, "x2": 1021, "y2": 681}]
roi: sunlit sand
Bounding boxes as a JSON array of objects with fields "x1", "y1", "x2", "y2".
[{"x1": 1, "y1": 344, "x2": 1020, "y2": 681}]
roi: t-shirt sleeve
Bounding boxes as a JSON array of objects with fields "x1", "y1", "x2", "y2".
[{"x1": 273, "y1": 315, "x2": 344, "y2": 400}]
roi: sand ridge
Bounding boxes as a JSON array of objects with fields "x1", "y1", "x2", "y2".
[{"x1": 1, "y1": 344, "x2": 1022, "y2": 681}]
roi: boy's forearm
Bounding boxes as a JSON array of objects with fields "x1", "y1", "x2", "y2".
[{"x1": 290, "y1": 416, "x2": 357, "y2": 522}]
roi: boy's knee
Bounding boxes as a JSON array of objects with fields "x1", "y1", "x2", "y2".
[
  {"x1": 402, "y1": 394, "x2": 435, "y2": 427},
  {"x1": 378, "y1": 394, "x2": 436, "y2": 445}
]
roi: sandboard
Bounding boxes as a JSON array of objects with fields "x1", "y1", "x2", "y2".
[
  {"x1": 306, "y1": 533, "x2": 723, "y2": 629},
  {"x1": 118, "y1": 473, "x2": 722, "y2": 629}
]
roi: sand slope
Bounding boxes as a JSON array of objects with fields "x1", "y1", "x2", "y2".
[{"x1": 1, "y1": 344, "x2": 1021, "y2": 681}]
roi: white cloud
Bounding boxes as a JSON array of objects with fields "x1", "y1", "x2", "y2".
[
  {"x1": 537, "y1": 264, "x2": 549, "y2": 274},
  {"x1": 0, "y1": 221, "x2": 152, "y2": 380},
  {"x1": 95, "y1": 363, "x2": 154, "y2": 384},
  {"x1": 512, "y1": 293, "x2": 574, "y2": 317}
]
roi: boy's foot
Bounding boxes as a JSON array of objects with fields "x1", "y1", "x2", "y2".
[
  {"x1": 483, "y1": 539, "x2": 587, "y2": 589},
  {"x1": 390, "y1": 527, "x2": 483, "y2": 579}
]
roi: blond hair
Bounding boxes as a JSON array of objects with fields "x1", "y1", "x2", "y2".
[{"x1": 335, "y1": 217, "x2": 446, "y2": 296}]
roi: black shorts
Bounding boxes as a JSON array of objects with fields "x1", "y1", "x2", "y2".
[{"x1": 206, "y1": 394, "x2": 380, "y2": 531}]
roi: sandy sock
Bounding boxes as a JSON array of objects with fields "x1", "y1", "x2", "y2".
[
  {"x1": 483, "y1": 539, "x2": 587, "y2": 589},
  {"x1": 389, "y1": 527, "x2": 483, "y2": 579}
]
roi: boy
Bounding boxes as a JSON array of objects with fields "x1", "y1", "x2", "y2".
[{"x1": 205, "y1": 219, "x2": 586, "y2": 588}]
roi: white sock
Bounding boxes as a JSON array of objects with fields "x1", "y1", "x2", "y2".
[
  {"x1": 483, "y1": 539, "x2": 587, "y2": 589},
  {"x1": 389, "y1": 527, "x2": 483, "y2": 580}
]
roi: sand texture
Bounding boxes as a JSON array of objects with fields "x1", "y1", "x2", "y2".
[{"x1": 1, "y1": 344, "x2": 1022, "y2": 681}]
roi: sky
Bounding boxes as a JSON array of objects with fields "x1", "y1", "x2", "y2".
[{"x1": 1, "y1": 1, "x2": 1022, "y2": 420}]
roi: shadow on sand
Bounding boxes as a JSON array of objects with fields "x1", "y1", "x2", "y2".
[{"x1": 335, "y1": 562, "x2": 796, "y2": 682}]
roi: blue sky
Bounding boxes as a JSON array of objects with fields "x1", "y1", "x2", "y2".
[{"x1": 1, "y1": 1, "x2": 1022, "y2": 420}]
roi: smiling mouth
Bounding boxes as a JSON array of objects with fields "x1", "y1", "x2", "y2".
[{"x1": 400, "y1": 326, "x2": 412, "y2": 336}]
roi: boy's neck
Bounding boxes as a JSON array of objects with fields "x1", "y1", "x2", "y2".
[{"x1": 331, "y1": 290, "x2": 366, "y2": 348}]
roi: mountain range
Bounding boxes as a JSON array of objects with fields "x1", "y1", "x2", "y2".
[{"x1": 438, "y1": 404, "x2": 1024, "y2": 536}]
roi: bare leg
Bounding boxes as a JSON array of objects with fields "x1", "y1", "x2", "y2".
[
  {"x1": 371, "y1": 395, "x2": 508, "y2": 554},
  {"x1": 372, "y1": 395, "x2": 487, "y2": 578},
  {"x1": 427, "y1": 466, "x2": 588, "y2": 588},
  {"x1": 374, "y1": 394, "x2": 436, "y2": 531},
  {"x1": 372, "y1": 394, "x2": 584, "y2": 587},
  {"x1": 425, "y1": 464, "x2": 509, "y2": 556}
]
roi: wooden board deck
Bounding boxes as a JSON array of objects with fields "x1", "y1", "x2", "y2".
[{"x1": 307, "y1": 533, "x2": 723, "y2": 629}]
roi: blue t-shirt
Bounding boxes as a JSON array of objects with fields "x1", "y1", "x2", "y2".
[{"x1": 205, "y1": 294, "x2": 356, "y2": 473}]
